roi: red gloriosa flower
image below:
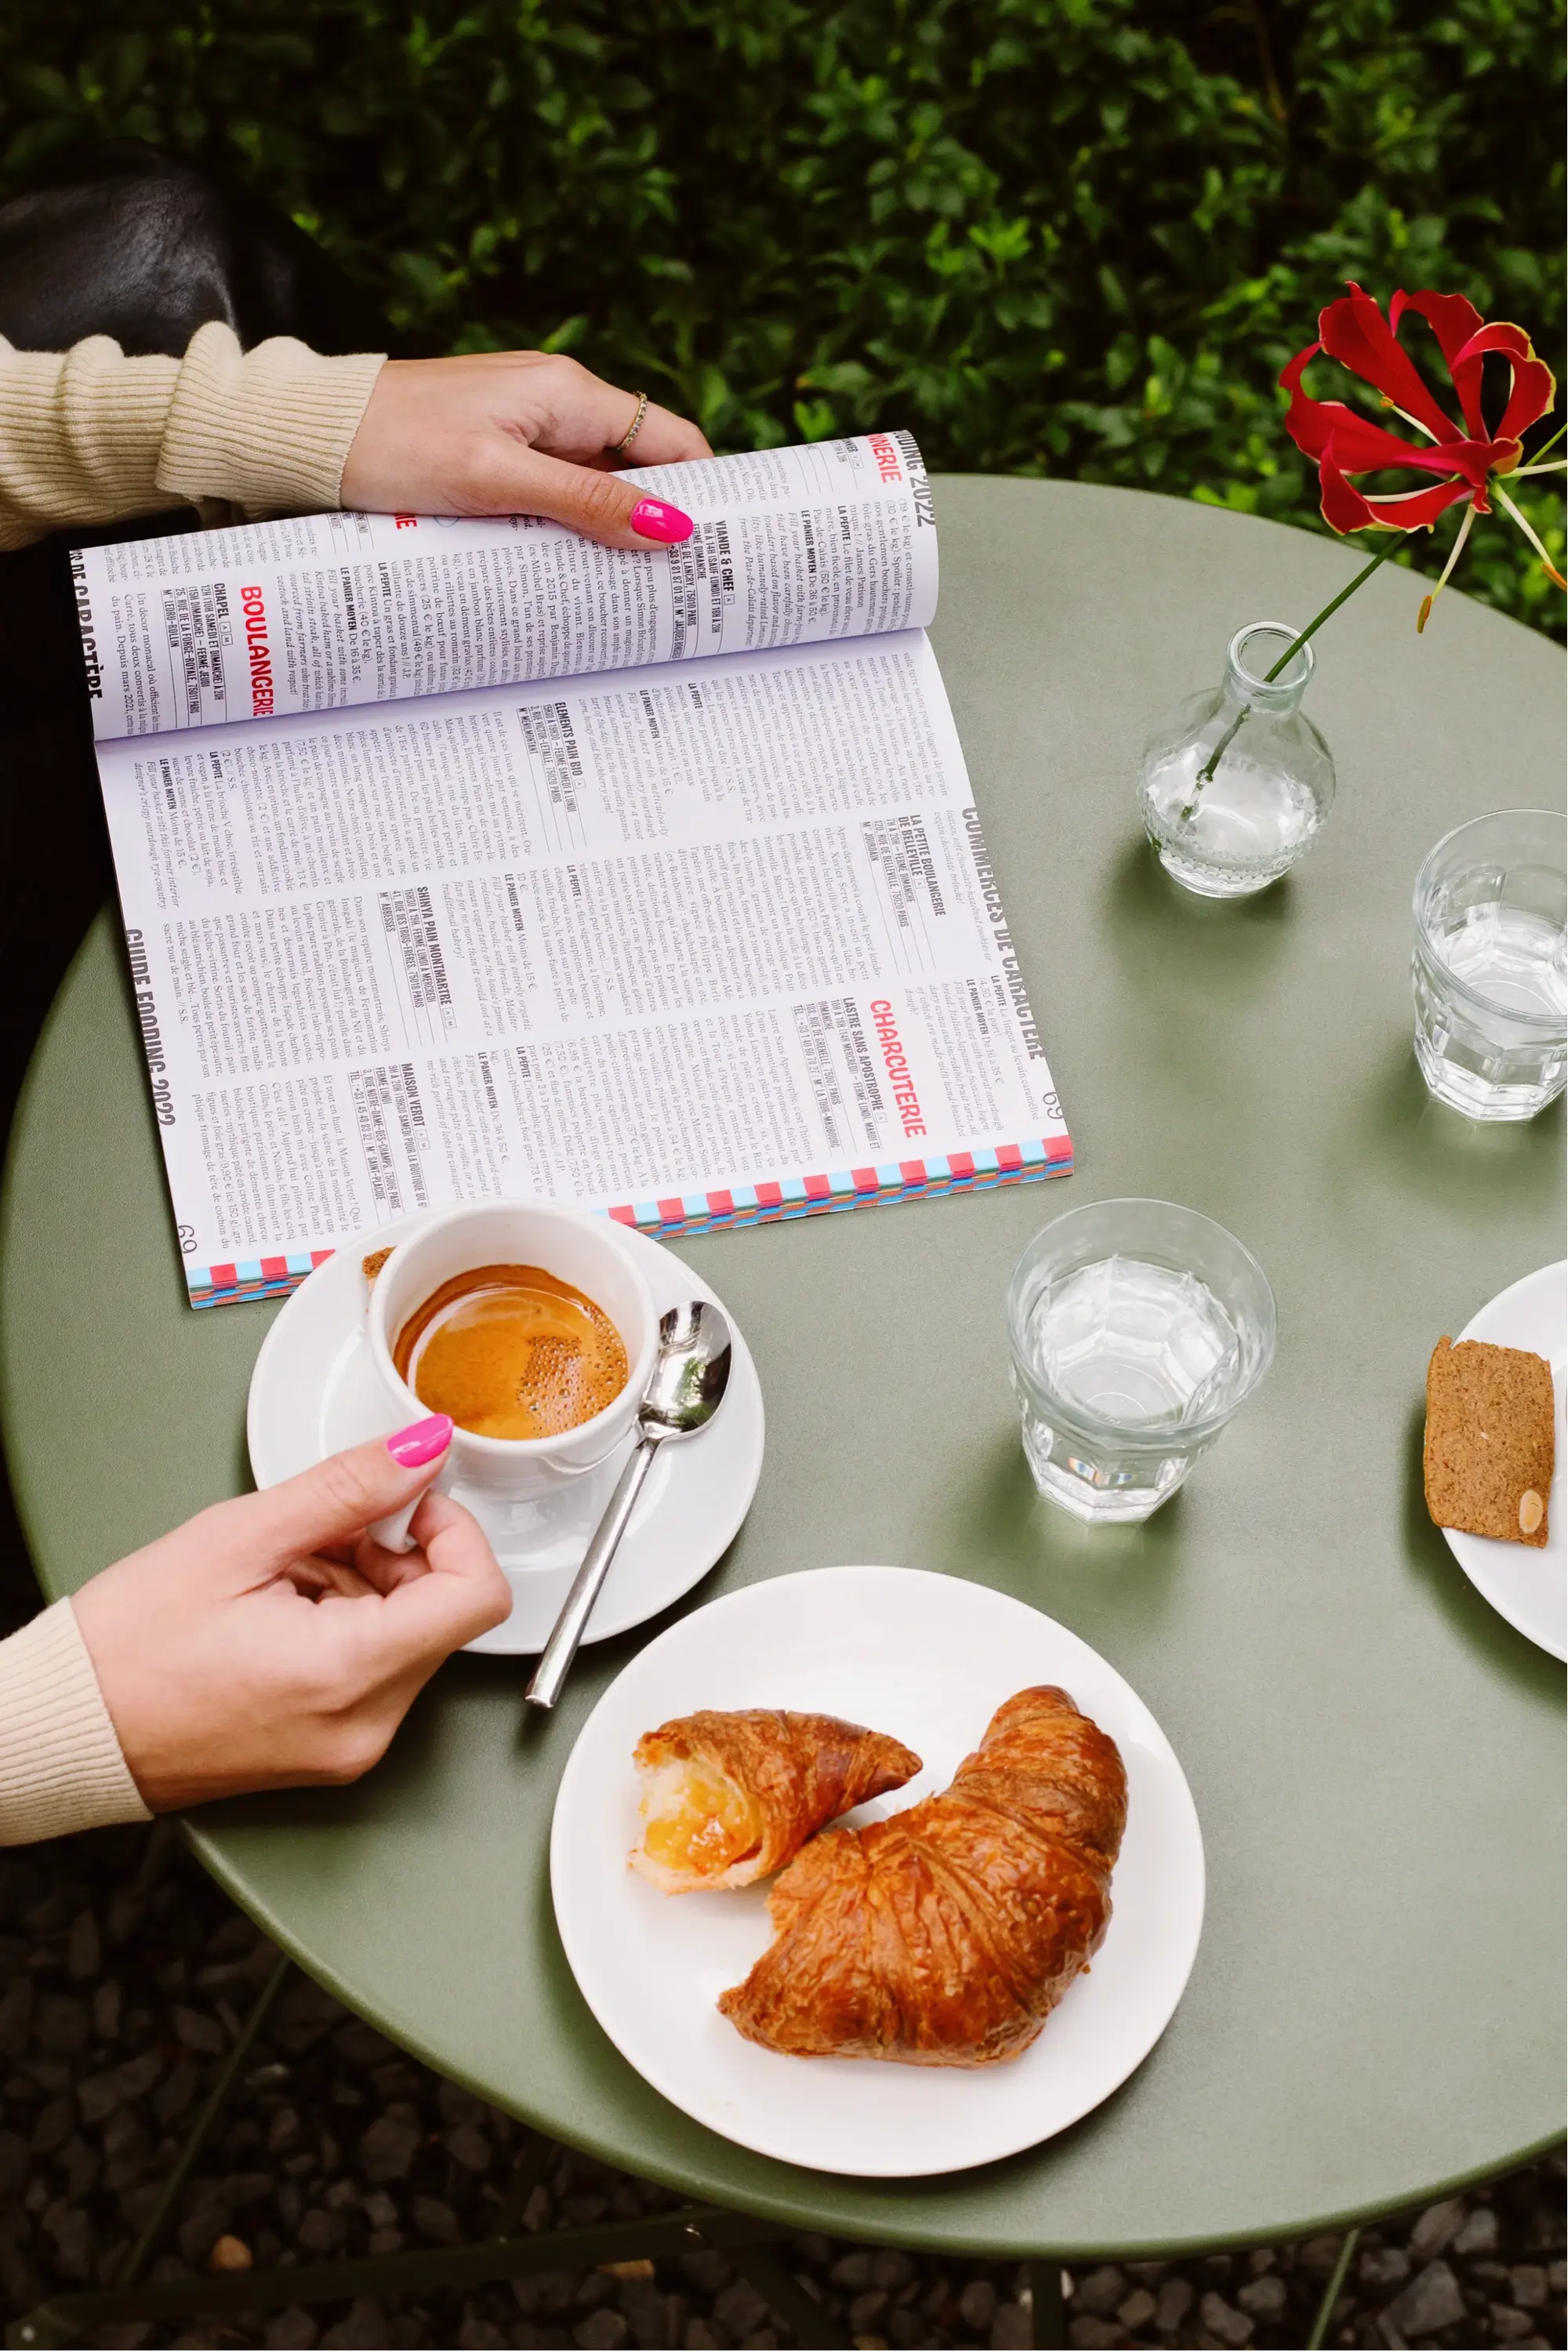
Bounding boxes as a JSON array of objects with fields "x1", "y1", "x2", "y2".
[{"x1": 1281, "y1": 283, "x2": 1564, "y2": 627}]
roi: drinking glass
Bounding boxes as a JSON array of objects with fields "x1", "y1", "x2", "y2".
[
  {"x1": 1007, "y1": 1199, "x2": 1276, "y2": 1524},
  {"x1": 1136, "y1": 622, "x2": 1336, "y2": 898},
  {"x1": 1411, "y1": 809, "x2": 1567, "y2": 1122}
]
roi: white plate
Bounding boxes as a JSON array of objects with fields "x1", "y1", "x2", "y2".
[
  {"x1": 550, "y1": 1564, "x2": 1205, "y2": 2177},
  {"x1": 247, "y1": 1209, "x2": 764, "y2": 1655},
  {"x1": 1441, "y1": 1262, "x2": 1566, "y2": 1661}
]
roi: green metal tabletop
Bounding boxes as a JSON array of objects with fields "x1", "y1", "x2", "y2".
[{"x1": 2, "y1": 480, "x2": 1562, "y2": 2258}]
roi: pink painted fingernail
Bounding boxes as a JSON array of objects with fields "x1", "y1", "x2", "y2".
[
  {"x1": 630, "y1": 498, "x2": 694, "y2": 545},
  {"x1": 386, "y1": 1414, "x2": 452, "y2": 1468}
]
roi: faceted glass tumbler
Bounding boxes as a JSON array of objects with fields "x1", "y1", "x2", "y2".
[
  {"x1": 1007, "y1": 1199, "x2": 1277, "y2": 1525},
  {"x1": 1411, "y1": 808, "x2": 1567, "y2": 1122},
  {"x1": 1137, "y1": 622, "x2": 1336, "y2": 898}
]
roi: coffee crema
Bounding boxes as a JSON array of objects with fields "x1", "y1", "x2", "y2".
[{"x1": 394, "y1": 1263, "x2": 630, "y2": 1441}]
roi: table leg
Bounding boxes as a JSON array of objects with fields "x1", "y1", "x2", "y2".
[
  {"x1": 488, "y1": 2129, "x2": 558, "y2": 2239},
  {"x1": 719, "y1": 2239, "x2": 850, "y2": 2348},
  {"x1": 1305, "y1": 2226, "x2": 1361, "y2": 2350},
  {"x1": 1025, "y1": 2257, "x2": 1067, "y2": 2348},
  {"x1": 114, "y1": 1952, "x2": 292, "y2": 2294},
  {"x1": 3, "y1": 2205, "x2": 810, "y2": 2347}
]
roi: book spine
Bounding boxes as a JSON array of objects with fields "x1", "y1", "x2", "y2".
[{"x1": 183, "y1": 1136, "x2": 1073, "y2": 1307}]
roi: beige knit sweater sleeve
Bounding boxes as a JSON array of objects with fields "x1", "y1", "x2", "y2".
[
  {"x1": 0, "y1": 318, "x2": 386, "y2": 550},
  {"x1": 0, "y1": 319, "x2": 387, "y2": 1838},
  {"x1": 0, "y1": 1601, "x2": 151, "y2": 1842}
]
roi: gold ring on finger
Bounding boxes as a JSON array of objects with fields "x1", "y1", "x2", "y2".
[{"x1": 612, "y1": 390, "x2": 650, "y2": 456}]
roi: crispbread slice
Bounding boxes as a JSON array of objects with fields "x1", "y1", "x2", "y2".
[{"x1": 1424, "y1": 1336, "x2": 1555, "y2": 1549}]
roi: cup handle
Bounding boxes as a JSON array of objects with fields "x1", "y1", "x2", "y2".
[{"x1": 368, "y1": 1457, "x2": 453, "y2": 1556}]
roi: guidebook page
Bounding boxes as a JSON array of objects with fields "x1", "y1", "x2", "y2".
[
  {"x1": 78, "y1": 433, "x2": 938, "y2": 741},
  {"x1": 98, "y1": 630, "x2": 1071, "y2": 1303}
]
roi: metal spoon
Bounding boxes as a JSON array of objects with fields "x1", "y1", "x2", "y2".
[{"x1": 524, "y1": 1300, "x2": 732, "y2": 1711}]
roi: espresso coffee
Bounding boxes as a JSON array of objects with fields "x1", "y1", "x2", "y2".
[{"x1": 394, "y1": 1263, "x2": 630, "y2": 1440}]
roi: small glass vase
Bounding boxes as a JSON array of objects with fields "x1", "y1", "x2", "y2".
[{"x1": 1136, "y1": 621, "x2": 1336, "y2": 898}]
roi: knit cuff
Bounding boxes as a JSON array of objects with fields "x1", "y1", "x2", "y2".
[
  {"x1": 158, "y1": 319, "x2": 385, "y2": 518},
  {"x1": 0, "y1": 336, "x2": 180, "y2": 549},
  {"x1": 0, "y1": 1600, "x2": 152, "y2": 1844}
]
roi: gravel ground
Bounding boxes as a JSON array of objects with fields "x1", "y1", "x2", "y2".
[{"x1": 0, "y1": 1822, "x2": 1561, "y2": 2352}]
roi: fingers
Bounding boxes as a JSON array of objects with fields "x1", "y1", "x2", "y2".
[
  {"x1": 223, "y1": 1424, "x2": 456, "y2": 1568},
  {"x1": 281, "y1": 1553, "x2": 379, "y2": 1600},
  {"x1": 463, "y1": 441, "x2": 695, "y2": 549},
  {"x1": 520, "y1": 365, "x2": 708, "y2": 467},
  {"x1": 74, "y1": 1428, "x2": 504, "y2": 1813},
  {"x1": 617, "y1": 398, "x2": 713, "y2": 466},
  {"x1": 347, "y1": 1489, "x2": 512, "y2": 1668},
  {"x1": 339, "y1": 350, "x2": 709, "y2": 544},
  {"x1": 351, "y1": 1485, "x2": 467, "y2": 1591}
]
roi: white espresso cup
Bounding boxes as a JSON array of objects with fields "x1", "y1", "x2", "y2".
[{"x1": 365, "y1": 1200, "x2": 657, "y2": 1553}]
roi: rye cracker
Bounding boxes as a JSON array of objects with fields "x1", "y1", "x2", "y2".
[{"x1": 1424, "y1": 1336, "x2": 1555, "y2": 1549}]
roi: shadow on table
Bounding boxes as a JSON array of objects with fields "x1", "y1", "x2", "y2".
[
  {"x1": 1398, "y1": 1400, "x2": 1564, "y2": 1697},
  {"x1": 1353, "y1": 1036, "x2": 1566, "y2": 1216},
  {"x1": 929, "y1": 1425, "x2": 1192, "y2": 1651},
  {"x1": 1102, "y1": 837, "x2": 1298, "y2": 983}
]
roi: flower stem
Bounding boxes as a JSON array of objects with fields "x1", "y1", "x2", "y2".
[
  {"x1": 1182, "y1": 537, "x2": 1399, "y2": 815},
  {"x1": 1261, "y1": 537, "x2": 1400, "y2": 679},
  {"x1": 1521, "y1": 418, "x2": 1566, "y2": 469}
]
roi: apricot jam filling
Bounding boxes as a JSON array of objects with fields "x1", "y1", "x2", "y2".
[{"x1": 641, "y1": 1764, "x2": 761, "y2": 1876}]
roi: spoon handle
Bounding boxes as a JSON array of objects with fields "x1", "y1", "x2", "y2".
[{"x1": 524, "y1": 1436, "x2": 659, "y2": 1710}]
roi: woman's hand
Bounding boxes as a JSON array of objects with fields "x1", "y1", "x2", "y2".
[
  {"x1": 339, "y1": 350, "x2": 712, "y2": 548},
  {"x1": 71, "y1": 1418, "x2": 510, "y2": 1812}
]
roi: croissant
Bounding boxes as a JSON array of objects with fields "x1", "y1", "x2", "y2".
[
  {"x1": 630, "y1": 1709, "x2": 923, "y2": 1893},
  {"x1": 717, "y1": 1686, "x2": 1126, "y2": 2066}
]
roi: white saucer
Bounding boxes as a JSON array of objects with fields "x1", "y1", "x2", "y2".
[
  {"x1": 550, "y1": 1565, "x2": 1205, "y2": 2177},
  {"x1": 1440, "y1": 1262, "x2": 1566, "y2": 1661},
  {"x1": 246, "y1": 1209, "x2": 764, "y2": 1655}
]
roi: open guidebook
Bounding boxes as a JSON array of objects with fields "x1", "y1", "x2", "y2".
[{"x1": 74, "y1": 431, "x2": 1072, "y2": 1307}]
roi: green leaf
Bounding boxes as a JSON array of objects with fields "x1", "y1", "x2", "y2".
[{"x1": 0, "y1": 0, "x2": 1554, "y2": 636}]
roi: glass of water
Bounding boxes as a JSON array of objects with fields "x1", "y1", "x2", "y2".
[
  {"x1": 1411, "y1": 809, "x2": 1567, "y2": 1122},
  {"x1": 1007, "y1": 1199, "x2": 1277, "y2": 1525}
]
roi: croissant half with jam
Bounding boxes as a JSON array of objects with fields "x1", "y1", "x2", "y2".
[
  {"x1": 630, "y1": 1710, "x2": 923, "y2": 1892},
  {"x1": 718, "y1": 1686, "x2": 1127, "y2": 2067}
]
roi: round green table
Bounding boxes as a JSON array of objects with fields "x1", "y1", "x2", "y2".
[{"x1": 2, "y1": 481, "x2": 1563, "y2": 2259}]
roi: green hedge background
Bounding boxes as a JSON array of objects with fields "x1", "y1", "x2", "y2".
[{"x1": 2, "y1": 0, "x2": 1563, "y2": 634}]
